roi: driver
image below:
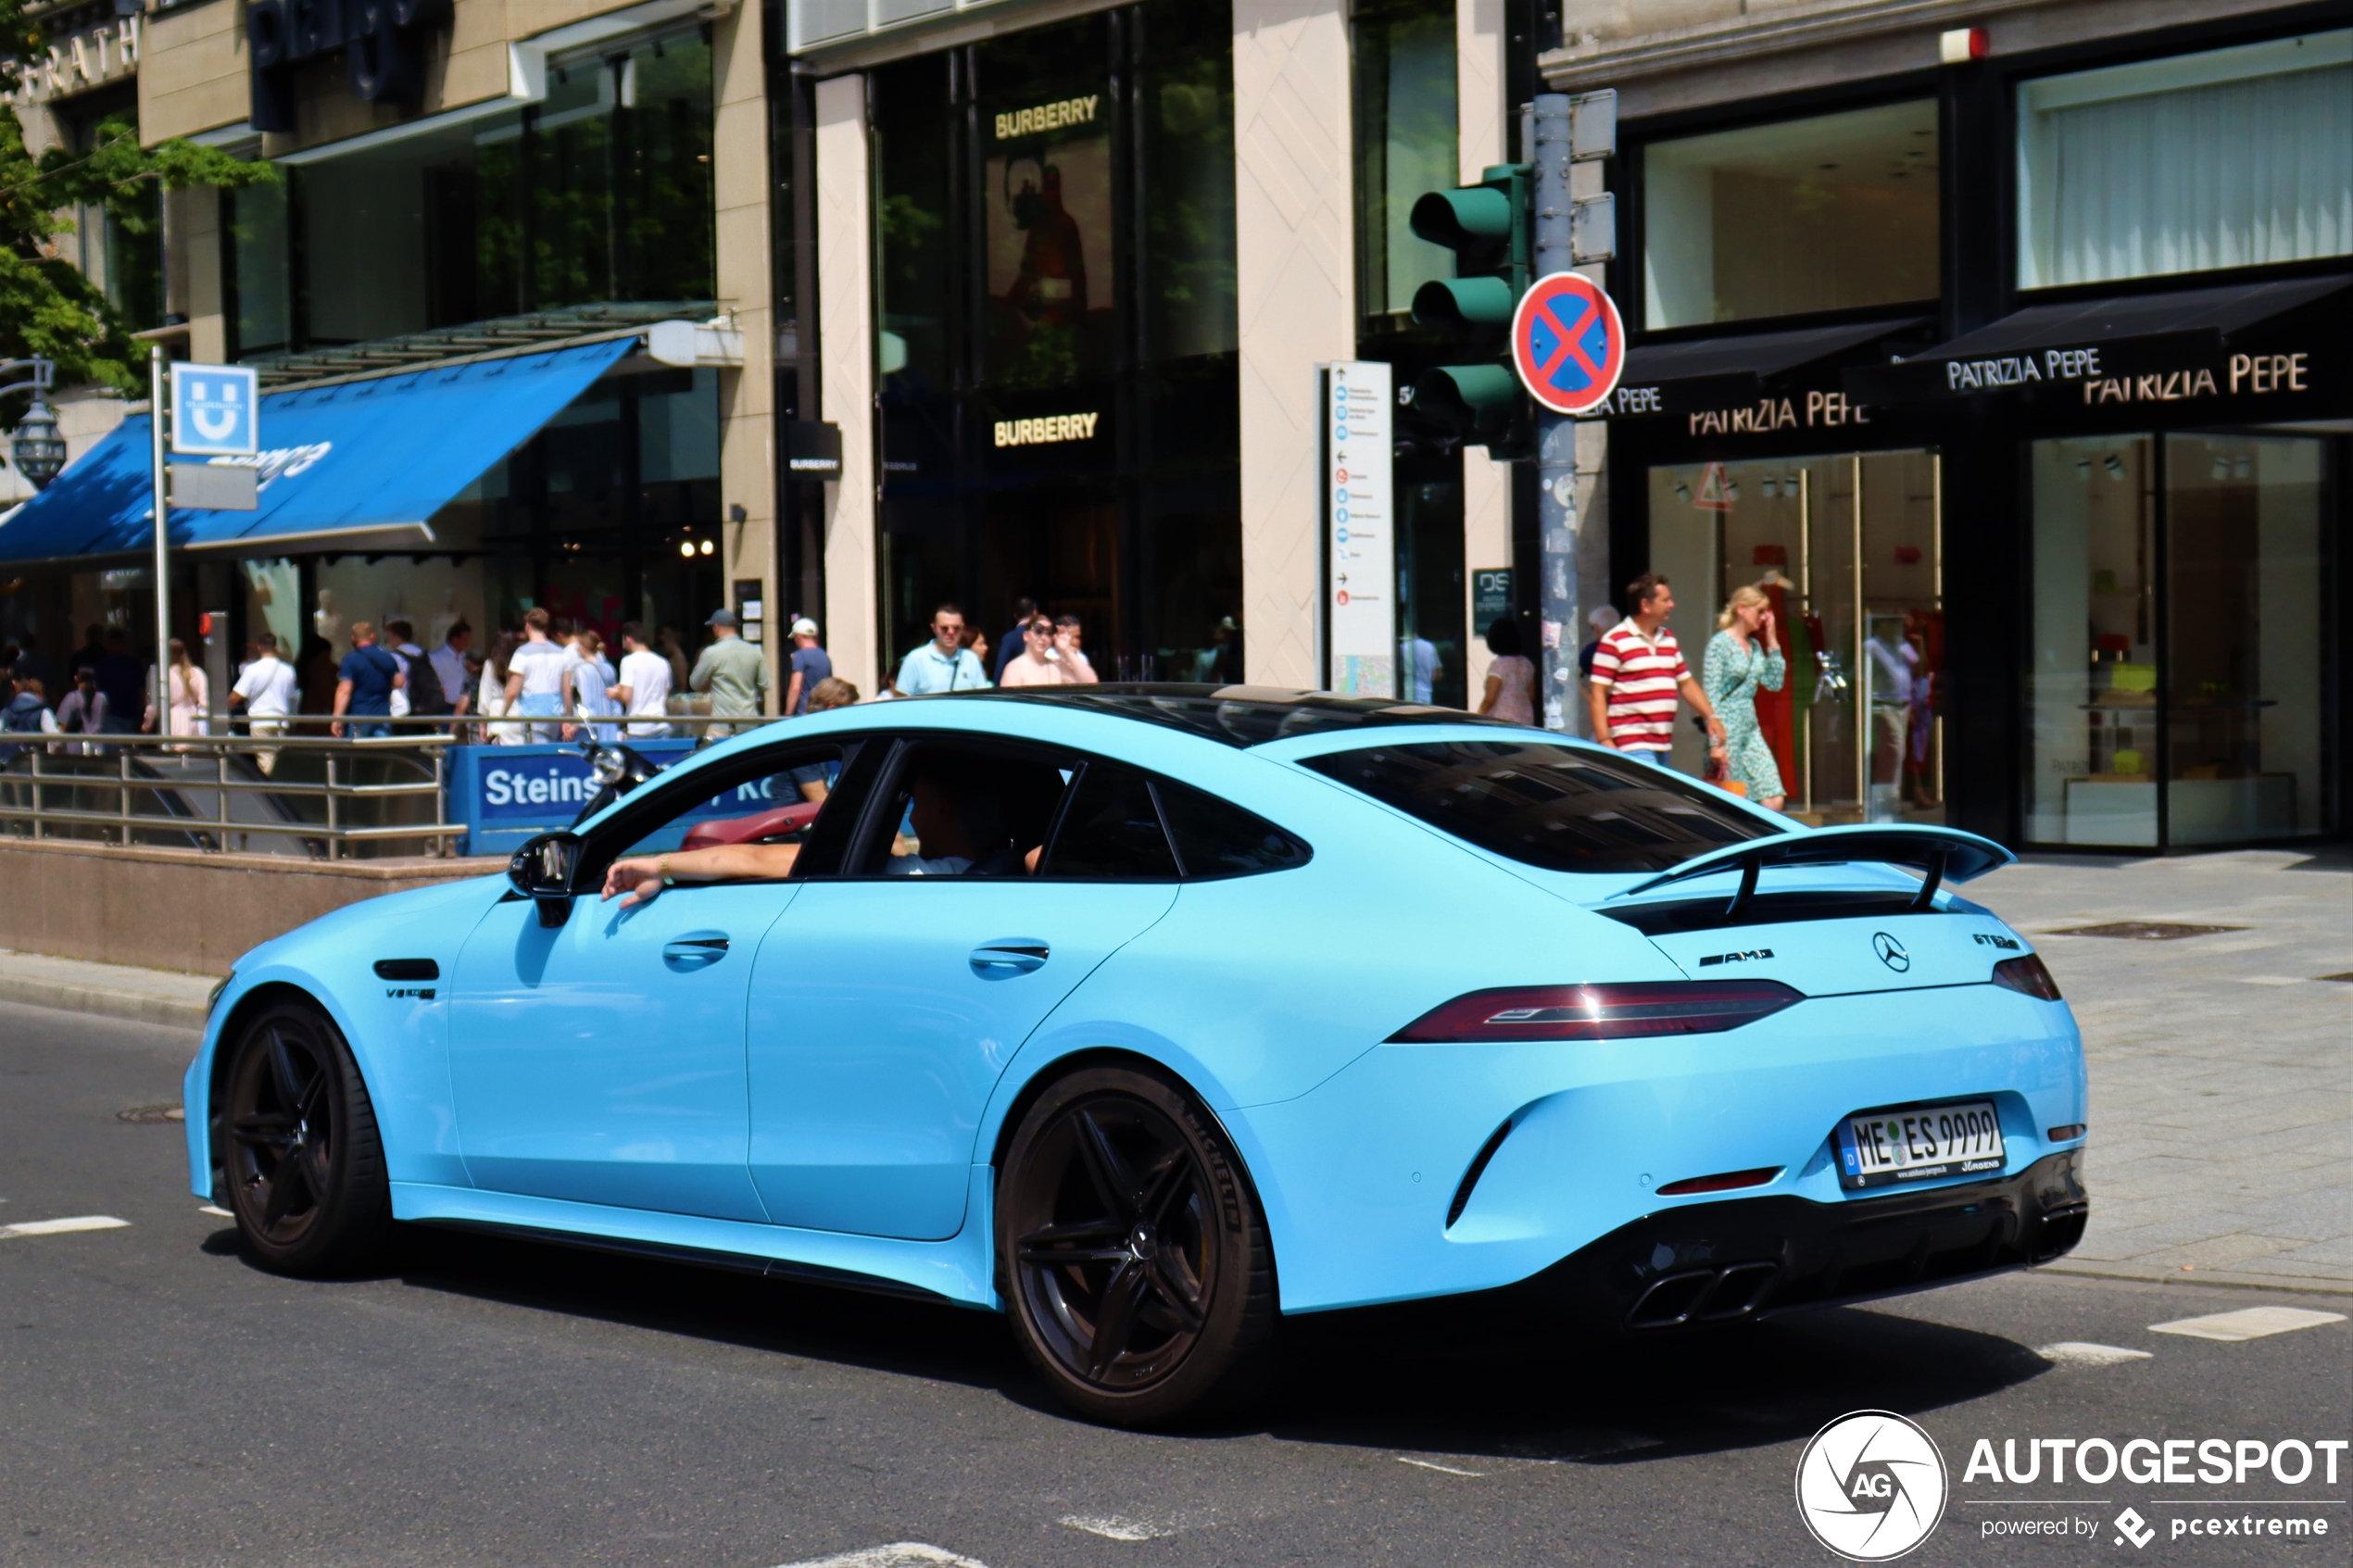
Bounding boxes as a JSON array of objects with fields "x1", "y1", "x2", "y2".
[{"x1": 602, "y1": 754, "x2": 1044, "y2": 908}]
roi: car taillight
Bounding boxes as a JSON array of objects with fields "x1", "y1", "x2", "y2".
[
  {"x1": 1991, "y1": 954, "x2": 2063, "y2": 1000},
  {"x1": 1389, "y1": 981, "x2": 1802, "y2": 1043}
]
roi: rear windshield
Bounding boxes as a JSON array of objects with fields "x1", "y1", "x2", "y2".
[{"x1": 1300, "y1": 739, "x2": 1785, "y2": 874}]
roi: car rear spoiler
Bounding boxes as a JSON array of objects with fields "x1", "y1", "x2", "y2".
[{"x1": 1607, "y1": 824, "x2": 2016, "y2": 920}]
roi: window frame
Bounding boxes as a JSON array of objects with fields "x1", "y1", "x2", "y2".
[{"x1": 576, "y1": 735, "x2": 868, "y2": 891}]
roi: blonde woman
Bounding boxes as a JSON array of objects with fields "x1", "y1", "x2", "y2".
[
  {"x1": 146, "y1": 637, "x2": 208, "y2": 746},
  {"x1": 1702, "y1": 585, "x2": 1788, "y2": 810}
]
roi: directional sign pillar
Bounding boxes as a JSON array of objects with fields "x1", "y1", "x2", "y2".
[{"x1": 1531, "y1": 94, "x2": 1579, "y2": 732}]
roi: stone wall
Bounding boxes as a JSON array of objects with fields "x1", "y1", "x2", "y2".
[{"x1": 0, "y1": 842, "x2": 502, "y2": 977}]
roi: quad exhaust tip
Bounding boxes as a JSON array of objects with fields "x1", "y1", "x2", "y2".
[{"x1": 1628, "y1": 1261, "x2": 1780, "y2": 1329}]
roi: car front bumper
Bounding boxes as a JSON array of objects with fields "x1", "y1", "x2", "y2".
[{"x1": 1509, "y1": 1148, "x2": 2088, "y2": 1331}]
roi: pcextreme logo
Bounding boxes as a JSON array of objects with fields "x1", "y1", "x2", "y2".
[{"x1": 1795, "y1": 1411, "x2": 1949, "y2": 1561}]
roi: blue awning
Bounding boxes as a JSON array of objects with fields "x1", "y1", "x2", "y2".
[{"x1": 0, "y1": 337, "x2": 638, "y2": 567}]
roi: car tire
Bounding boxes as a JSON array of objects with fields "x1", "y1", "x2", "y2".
[
  {"x1": 997, "y1": 1063, "x2": 1274, "y2": 1427},
  {"x1": 219, "y1": 999, "x2": 393, "y2": 1276}
]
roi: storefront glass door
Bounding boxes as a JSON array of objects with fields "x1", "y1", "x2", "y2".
[
  {"x1": 1646, "y1": 450, "x2": 1944, "y2": 824},
  {"x1": 2028, "y1": 433, "x2": 2332, "y2": 848}
]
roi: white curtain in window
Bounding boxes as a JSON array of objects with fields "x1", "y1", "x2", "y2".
[{"x1": 2021, "y1": 63, "x2": 2351, "y2": 288}]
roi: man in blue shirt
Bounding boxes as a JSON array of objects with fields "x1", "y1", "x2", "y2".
[
  {"x1": 331, "y1": 621, "x2": 405, "y2": 738},
  {"x1": 895, "y1": 604, "x2": 991, "y2": 696},
  {"x1": 784, "y1": 618, "x2": 832, "y2": 716}
]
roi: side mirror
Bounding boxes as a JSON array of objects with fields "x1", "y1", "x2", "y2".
[{"x1": 509, "y1": 831, "x2": 584, "y2": 927}]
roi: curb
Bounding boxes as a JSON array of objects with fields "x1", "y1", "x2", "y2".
[
  {"x1": 0, "y1": 976, "x2": 208, "y2": 1032},
  {"x1": 2036, "y1": 1258, "x2": 2353, "y2": 1298}
]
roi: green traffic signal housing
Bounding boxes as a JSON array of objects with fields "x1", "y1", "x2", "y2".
[{"x1": 1405, "y1": 165, "x2": 1533, "y2": 460}]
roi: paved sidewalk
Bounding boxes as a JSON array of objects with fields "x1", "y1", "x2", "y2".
[
  {"x1": 0, "y1": 947, "x2": 214, "y2": 1030},
  {"x1": 1972, "y1": 847, "x2": 2352, "y2": 1292}
]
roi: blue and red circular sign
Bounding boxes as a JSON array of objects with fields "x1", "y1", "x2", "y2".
[{"x1": 1511, "y1": 272, "x2": 1624, "y2": 416}]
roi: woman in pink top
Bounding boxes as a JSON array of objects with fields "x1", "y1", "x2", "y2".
[{"x1": 1476, "y1": 617, "x2": 1537, "y2": 726}]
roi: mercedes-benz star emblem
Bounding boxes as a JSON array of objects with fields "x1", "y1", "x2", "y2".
[{"x1": 1872, "y1": 933, "x2": 1911, "y2": 972}]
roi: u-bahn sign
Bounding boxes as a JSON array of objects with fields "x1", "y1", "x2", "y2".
[{"x1": 1512, "y1": 271, "x2": 1625, "y2": 417}]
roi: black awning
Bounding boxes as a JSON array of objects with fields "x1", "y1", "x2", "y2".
[
  {"x1": 1587, "y1": 317, "x2": 1930, "y2": 420},
  {"x1": 1849, "y1": 274, "x2": 2350, "y2": 405}
]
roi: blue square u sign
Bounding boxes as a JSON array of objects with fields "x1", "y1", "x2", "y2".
[{"x1": 169, "y1": 363, "x2": 259, "y2": 457}]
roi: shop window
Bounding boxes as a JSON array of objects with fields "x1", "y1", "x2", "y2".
[
  {"x1": 226, "y1": 180, "x2": 293, "y2": 360},
  {"x1": 57, "y1": 94, "x2": 163, "y2": 334},
  {"x1": 1353, "y1": 0, "x2": 1457, "y2": 329},
  {"x1": 874, "y1": 53, "x2": 954, "y2": 398},
  {"x1": 1139, "y1": 1, "x2": 1237, "y2": 362},
  {"x1": 2026, "y1": 433, "x2": 2329, "y2": 847},
  {"x1": 1642, "y1": 101, "x2": 1939, "y2": 330},
  {"x1": 271, "y1": 29, "x2": 712, "y2": 352},
  {"x1": 2017, "y1": 30, "x2": 2351, "y2": 291}
]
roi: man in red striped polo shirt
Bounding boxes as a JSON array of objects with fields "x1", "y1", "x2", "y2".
[{"x1": 1586, "y1": 573, "x2": 1725, "y2": 768}]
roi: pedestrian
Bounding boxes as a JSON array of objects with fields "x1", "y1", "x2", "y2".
[
  {"x1": 895, "y1": 604, "x2": 991, "y2": 695},
  {"x1": 229, "y1": 631, "x2": 298, "y2": 774},
  {"x1": 688, "y1": 608, "x2": 770, "y2": 740},
  {"x1": 1475, "y1": 618, "x2": 1538, "y2": 725},
  {"x1": 1400, "y1": 630, "x2": 1440, "y2": 704},
  {"x1": 567, "y1": 628, "x2": 622, "y2": 742},
  {"x1": 1576, "y1": 605, "x2": 1617, "y2": 678},
  {"x1": 1587, "y1": 573, "x2": 1725, "y2": 768},
  {"x1": 610, "y1": 622, "x2": 673, "y2": 739},
  {"x1": 94, "y1": 629, "x2": 145, "y2": 734},
  {"x1": 999, "y1": 615, "x2": 1065, "y2": 687},
  {"x1": 1052, "y1": 614, "x2": 1098, "y2": 683},
  {"x1": 655, "y1": 624, "x2": 691, "y2": 696},
  {"x1": 69, "y1": 625, "x2": 106, "y2": 684},
  {"x1": 993, "y1": 597, "x2": 1038, "y2": 682},
  {"x1": 431, "y1": 621, "x2": 473, "y2": 720},
  {"x1": 784, "y1": 617, "x2": 832, "y2": 716},
  {"x1": 962, "y1": 621, "x2": 992, "y2": 671},
  {"x1": 296, "y1": 633, "x2": 339, "y2": 732},
  {"x1": 387, "y1": 619, "x2": 451, "y2": 723},
  {"x1": 55, "y1": 666, "x2": 107, "y2": 752},
  {"x1": 479, "y1": 633, "x2": 523, "y2": 744},
  {"x1": 1703, "y1": 585, "x2": 1787, "y2": 810},
  {"x1": 9, "y1": 633, "x2": 55, "y2": 696},
  {"x1": 503, "y1": 608, "x2": 570, "y2": 743},
  {"x1": 0, "y1": 672, "x2": 57, "y2": 764},
  {"x1": 331, "y1": 621, "x2": 404, "y2": 739},
  {"x1": 147, "y1": 636, "x2": 209, "y2": 744}
]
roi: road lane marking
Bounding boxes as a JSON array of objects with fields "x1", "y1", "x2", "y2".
[
  {"x1": 0, "y1": 1215, "x2": 131, "y2": 1240},
  {"x1": 1395, "y1": 1456, "x2": 1487, "y2": 1476},
  {"x1": 2148, "y1": 1306, "x2": 2346, "y2": 1342},
  {"x1": 198, "y1": 1205, "x2": 233, "y2": 1218},
  {"x1": 2037, "y1": 1341, "x2": 2154, "y2": 1367},
  {"x1": 768, "y1": 1546, "x2": 990, "y2": 1568},
  {"x1": 1058, "y1": 1515, "x2": 1173, "y2": 1542}
]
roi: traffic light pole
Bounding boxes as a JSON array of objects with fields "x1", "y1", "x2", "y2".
[
  {"x1": 1530, "y1": 94, "x2": 1581, "y2": 734},
  {"x1": 150, "y1": 345, "x2": 171, "y2": 735}
]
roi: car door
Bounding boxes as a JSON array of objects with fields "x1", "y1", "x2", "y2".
[
  {"x1": 745, "y1": 738, "x2": 1180, "y2": 1240},
  {"x1": 447, "y1": 743, "x2": 848, "y2": 1222}
]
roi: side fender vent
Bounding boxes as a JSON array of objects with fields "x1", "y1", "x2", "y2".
[{"x1": 1446, "y1": 1118, "x2": 1516, "y2": 1229}]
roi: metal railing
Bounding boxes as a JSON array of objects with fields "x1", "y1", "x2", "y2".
[
  {"x1": 0, "y1": 712, "x2": 800, "y2": 860},
  {"x1": 0, "y1": 734, "x2": 457, "y2": 859}
]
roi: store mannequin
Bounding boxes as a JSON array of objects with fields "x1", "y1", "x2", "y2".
[
  {"x1": 312, "y1": 588, "x2": 340, "y2": 646},
  {"x1": 431, "y1": 588, "x2": 461, "y2": 650}
]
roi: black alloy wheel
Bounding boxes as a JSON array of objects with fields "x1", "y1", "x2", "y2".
[
  {"x1": 999, "y1": 1065, "x2": 1274, "y2": 1426},
  {"x1": 220, "y1": 1000, "x2": 391, "y2": 1275}
]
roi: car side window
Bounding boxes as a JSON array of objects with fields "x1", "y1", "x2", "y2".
[
  {"x1": 1041, "y1": 762, "x2": 1178, "y2": 879},
  {"x1": 846, "y1": 740, "x2": 1072, "y2": 878},
  {"x1": 1153, "y1": 776, "x2": 1311, "y2": 878},
  {"x1": 610, "y1": 746, "x2": 847, "y2": 863}
]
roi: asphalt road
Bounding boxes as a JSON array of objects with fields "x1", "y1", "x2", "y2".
[{"x1": 3, "y1": 1000, "x2": 2347, "y2": 1568}]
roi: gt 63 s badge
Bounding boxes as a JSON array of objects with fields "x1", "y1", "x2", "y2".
[{"x1": 1795, "y1": 1410, "x2": 1948, "y2": 1561}]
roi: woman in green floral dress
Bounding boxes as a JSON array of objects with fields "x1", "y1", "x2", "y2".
[{"x1": 1703, "y1": 585, "x2": 1788, "y2": 810}]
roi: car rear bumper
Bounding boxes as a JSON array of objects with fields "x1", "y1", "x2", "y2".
[{"x1": 1507, "y1": 1148, "x2": 2089, "y2": 1332}]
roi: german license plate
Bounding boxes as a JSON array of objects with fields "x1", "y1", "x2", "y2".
[{"x1": 1836, "y1": 1100, "x2": 2006, "y2": 1191}]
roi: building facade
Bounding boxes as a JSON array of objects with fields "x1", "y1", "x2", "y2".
[{"x1": 1549, "y1": 0, "x2": 2347, "y2": 850}]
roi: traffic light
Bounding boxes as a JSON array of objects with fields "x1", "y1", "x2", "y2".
[{"x1": 1407, "y1": 163, "x2": 1533, "y2": 460}]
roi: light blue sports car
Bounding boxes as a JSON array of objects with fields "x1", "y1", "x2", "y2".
[{"x1": 186, "y1": 687, "x2": 2087, "y2": 1424}]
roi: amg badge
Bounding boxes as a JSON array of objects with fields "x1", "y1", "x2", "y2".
[{"x1": 1698, "y1": 948, "x2": 1774, "y2": 967}]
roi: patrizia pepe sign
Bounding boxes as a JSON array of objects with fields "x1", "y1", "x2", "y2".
[{"x1": 1853, "y1": 340, "x2": 2326, "y2": 411}]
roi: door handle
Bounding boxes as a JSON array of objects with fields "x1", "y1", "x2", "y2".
[
  {"x1": 662, "y1": 935, "x2": 731, "y2": 969},
  {"x1": 969, "y1": 941, "x2": 1049, "y2": 978}
]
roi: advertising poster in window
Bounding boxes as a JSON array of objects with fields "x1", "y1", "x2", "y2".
[{"x1": 985, "y1": 88, "x2": 1117, "y2": 388}]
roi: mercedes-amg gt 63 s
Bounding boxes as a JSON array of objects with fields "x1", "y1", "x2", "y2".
[{"x1": 190, "y1": 687, "x2": 2086, "y2": 1424}]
